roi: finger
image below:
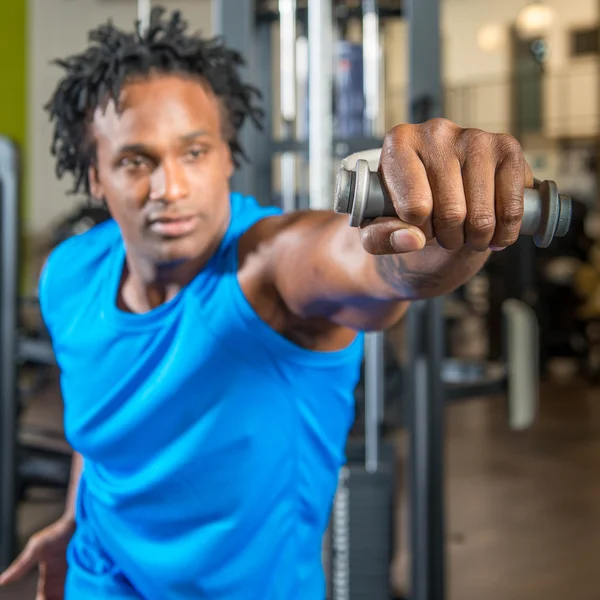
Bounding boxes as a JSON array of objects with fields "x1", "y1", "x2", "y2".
[
  {"x1": 360, "y1": 218, "x2": 426, "y2": 255},
  {"x1": 0, "y1": 541, "x2": 39, "y2": 585},
  {"x1": 379, "y1": 140, "x2": 434, "y2": 239},
  {"x1": 490, "y1": 143, "x2": 525, "y2": 249},
  {"x1": 36, "y1": 564, "x2": 46, "y2": 600},
  {"x1": 462, "y1": 152, "x2": 497, "y2": 251},
  {"x1": 430, "y1": 157, "x2": 467, "y2": 250}
]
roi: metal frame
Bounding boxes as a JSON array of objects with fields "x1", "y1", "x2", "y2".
[
  {"x1": 308, "y1": 0, "x2": 334, "y2": 209},
  {"x1": 215, "y1": 3, "x2": 449, "y2": 600},
  {"x1": 405, "y1": 0, "x2": 446, "y2": 598},
  {"x1": 503, "y1": 299, "x2": 539, "y2": 431},
  {"x1": 0, "y1": 136, "x2": 19, "y2": 571},
  {"x1": 213, "y1": 0, "x2": 264, "y2": 199},
  {"x1": 360, "y1": 0, "x2": 385, "y2": 477},
  {"x1": 137, "y1": 0, "x2": 151, "y2": 31},
  {"x1": 361, "y1": 0, "x2": 380, "y2": 136},
  {"x1": 279, "y1": 0, "x2": 298, "y2": 213}
]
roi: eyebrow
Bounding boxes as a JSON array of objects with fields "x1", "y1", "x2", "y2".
[
  {"x1": 180, "y1": 129, "x2": 210, "y2": 141},
  {"x1": 116, "y1": 130, "x2": 211, "y2": 155}
]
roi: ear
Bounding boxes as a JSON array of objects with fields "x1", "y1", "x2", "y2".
[{"x1": 88, "y1": 165, "x2": 103, "y2": 202}]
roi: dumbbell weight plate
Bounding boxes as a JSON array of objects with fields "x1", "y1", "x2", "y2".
[{"x1": 334, "y1": 159, "x2": 572, "y2": 249}]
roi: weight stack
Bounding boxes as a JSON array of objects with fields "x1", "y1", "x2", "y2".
[{"x1": 327, "y1": 444, "x2": 395, "y2": 600}]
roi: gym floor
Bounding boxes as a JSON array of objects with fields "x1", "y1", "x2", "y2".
[{"x1": 1, "y1": 372, "x2": 599, "y2": 600}]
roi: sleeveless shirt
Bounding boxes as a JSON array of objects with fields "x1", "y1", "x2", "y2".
[{"x1": 39, "y1": 193, "x2": 364, "y2": 599}]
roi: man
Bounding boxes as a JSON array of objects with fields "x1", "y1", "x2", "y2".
[{"x1": 0, "y1": 7, "x2": 532, "y2": 600}]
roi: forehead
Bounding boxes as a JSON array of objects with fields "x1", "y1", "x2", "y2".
[{"x1": 91, "y1": 74, "x2": 222, "y2": 144}]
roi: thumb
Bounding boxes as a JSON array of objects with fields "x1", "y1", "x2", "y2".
[
  {"x1": 0, "y1": 541, "x2": 40, "y2": 585},
  {"x1": 360, "y1": 218, "x2": 426, "y2": 255},
  {"x1": 390, "y1": 228, "x2": 427, "y2": 253}
]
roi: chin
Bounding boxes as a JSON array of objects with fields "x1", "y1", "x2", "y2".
[{"x1": 151, "y1": 236, "x2": 216, "y2": 265}]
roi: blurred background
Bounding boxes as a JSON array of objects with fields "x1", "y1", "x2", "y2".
[{"x1": 2, "y1": 1, "x2": 600, "y2": 599}]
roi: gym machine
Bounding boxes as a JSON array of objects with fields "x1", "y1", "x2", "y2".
[
  {"x1": 0, "y1": 136, "x2": 19, "y2": 571},
  {"x1": 214, "y1": 2, "x2": 574, "y2": 600},
  {"x1": 0, "y1": 0, "x2": 572, "y2": 595},
  {"x1": 0, "y1": 136, "x2": 70, "y2": 571}
]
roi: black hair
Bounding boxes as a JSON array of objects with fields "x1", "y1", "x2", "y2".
[{"x1": 44, "y1": 6, "x2": 263, "y2": 197}]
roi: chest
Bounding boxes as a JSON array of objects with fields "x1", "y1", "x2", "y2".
[{"x1": 57, "y1": 307, "x2": 294, "y2": 472}]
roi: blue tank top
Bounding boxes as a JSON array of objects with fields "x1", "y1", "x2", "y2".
[{"x1": 40, "y1": 193, "x2": 364, "y2": 600}]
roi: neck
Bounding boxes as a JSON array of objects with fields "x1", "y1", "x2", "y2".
[{"x1": 119, "y1": 237, "x2": 221, "y2": 314}]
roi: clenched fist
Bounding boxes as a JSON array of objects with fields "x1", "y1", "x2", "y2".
[{"x1": 359, "y1": 118, "x2": 534, "y2": 255}]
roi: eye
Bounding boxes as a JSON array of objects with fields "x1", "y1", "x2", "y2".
[
  {"x1": 185, "y1": 147, "x2": 208, "y2": 161},
  {"x1": 119, "y1": 156, "x2": 151, "y2": 171}
]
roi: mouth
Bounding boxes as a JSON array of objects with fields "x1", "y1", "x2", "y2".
[{"x1": 148, "y1": 215, "x2": 200, "y2": 238}]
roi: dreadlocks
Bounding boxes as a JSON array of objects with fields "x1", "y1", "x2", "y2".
[{"x1": 45, "y1": 6, "x2": 263, "y2": 197}]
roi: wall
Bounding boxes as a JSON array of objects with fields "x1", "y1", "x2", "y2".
[
  {"x1": 446, "y1": 0, "x2": 598, "y2": 139},
  {"x1": 27, "y1": 0, "x2": 212, "y2": 234},
  {"x1": 384, "y1": 0, "x2": 599, "y2": 138},
  {"x1": 0, "y1": 0, "x2": 27, "y2": 205},
  {"x1": 26, "y1": 0, "x2": 600, "y2": 234}
]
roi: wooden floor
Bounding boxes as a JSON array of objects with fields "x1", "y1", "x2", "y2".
[
  {"x1": 1, "y1": 378, "x2": 600, "y2": 599},
  {"x1": 441, "y1": 381, "x2": 600, "y2": 600}
]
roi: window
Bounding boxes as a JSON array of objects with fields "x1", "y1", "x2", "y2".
[{"x1": 570, "y1": 27, "x2": 599, "y2": 57}]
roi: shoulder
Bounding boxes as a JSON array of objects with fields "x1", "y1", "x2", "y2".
[
  {"x1": 41, "y1": 218, "x2": 120, "y2": 284},
  {"x1": 228, "y1": 192, "x2": 282, "y2": 238},
  {"x1": 237, "y1": 209, "x2": 358, "y2": 351},
  {"x1": 39, "y1": 219, "x2": 121, "y2": 331},
  {"x1": 239, "y1": 209, "x2": 341, "y2": 262}
]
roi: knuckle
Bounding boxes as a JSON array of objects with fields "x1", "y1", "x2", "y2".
[
  {"x1": 498, "y1": 202, "x2": 524, "y2": 229},
  {"x1": 496, "y1": 133, "x2": 522, "y2": 156},
  {"x1": 360, "y1": 225, "x2": 377, "y2": 251},
  {"x1": 389, "y1": 123, "x2": 413, "y2": 138},
  {"x1": 463, "y1": 127, "x2": 490, "y2": 144},
  {"x1": 398, "y1": 197, "x2": 431, "y2": 223},
  {"x1": 424, "y1": 117, "x2": 455, "y2": 135},
  {"x1": 433, "y1": 205, "x2": 466, "y2": 229},
  {"x1": 360, "y1": 224, "x2": 386, "y2": 254},
  {"x1": 460, "y1": 129, "x2": 494, "y2": 160},
  {"x1": 421, "y1": 118, "x2": 459, "y2": 146},
  {"x1": 467, "y1": 212, "x2": 496, "y2": 234},
  {"x1": 384, "y1": 124, "x2": 413, "y2": 151},
  {"x1": 458, "y1": 133, "x2": 499, "y2": 172}
]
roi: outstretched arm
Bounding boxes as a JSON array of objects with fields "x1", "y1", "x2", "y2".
[{"x1": 269, "y1": 119, "x2": 534, "y2": 331}]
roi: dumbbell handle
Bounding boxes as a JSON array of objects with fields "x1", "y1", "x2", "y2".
[{"x1": 334, "y1": 159, "x2": 572, "y2": 248}]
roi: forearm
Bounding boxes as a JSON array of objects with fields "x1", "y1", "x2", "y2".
[
  {"x1": 62, "y1": 451, "x2": 83, "y2": 523},
  {"x1": 270, "y1": 211, "x2": 490, "y2": 331},
  {"x1": 367, "y1": 240, "x2": 490, "y2": 301}
]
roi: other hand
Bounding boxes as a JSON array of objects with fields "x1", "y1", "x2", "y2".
[
  {"x1": 360, "y1": 118, "x2": 534, "y2": 255},
  {"x1": 0, "y1": 516, "x2": 76, "y2": 600}
]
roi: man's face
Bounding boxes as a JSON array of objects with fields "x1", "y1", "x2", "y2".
[{"x1": 88, "y1": 74, "x2": 234, "y2": 265}]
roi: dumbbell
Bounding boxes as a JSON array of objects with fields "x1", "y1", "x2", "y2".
[{"x1": 334, "y1": 157, "x2": 572, "y2": 248}]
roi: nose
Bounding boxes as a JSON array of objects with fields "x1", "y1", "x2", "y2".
[{"x1": 149, "y1": 159, "x2": 189, "y2": 203}]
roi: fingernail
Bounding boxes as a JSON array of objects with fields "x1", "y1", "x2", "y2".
[
  {"x1": 390, "y1": 229, "x2": 424, "y2": 253},
  {"x1": 490, "y1": 245, "x2": 506, "y2": 252}
]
